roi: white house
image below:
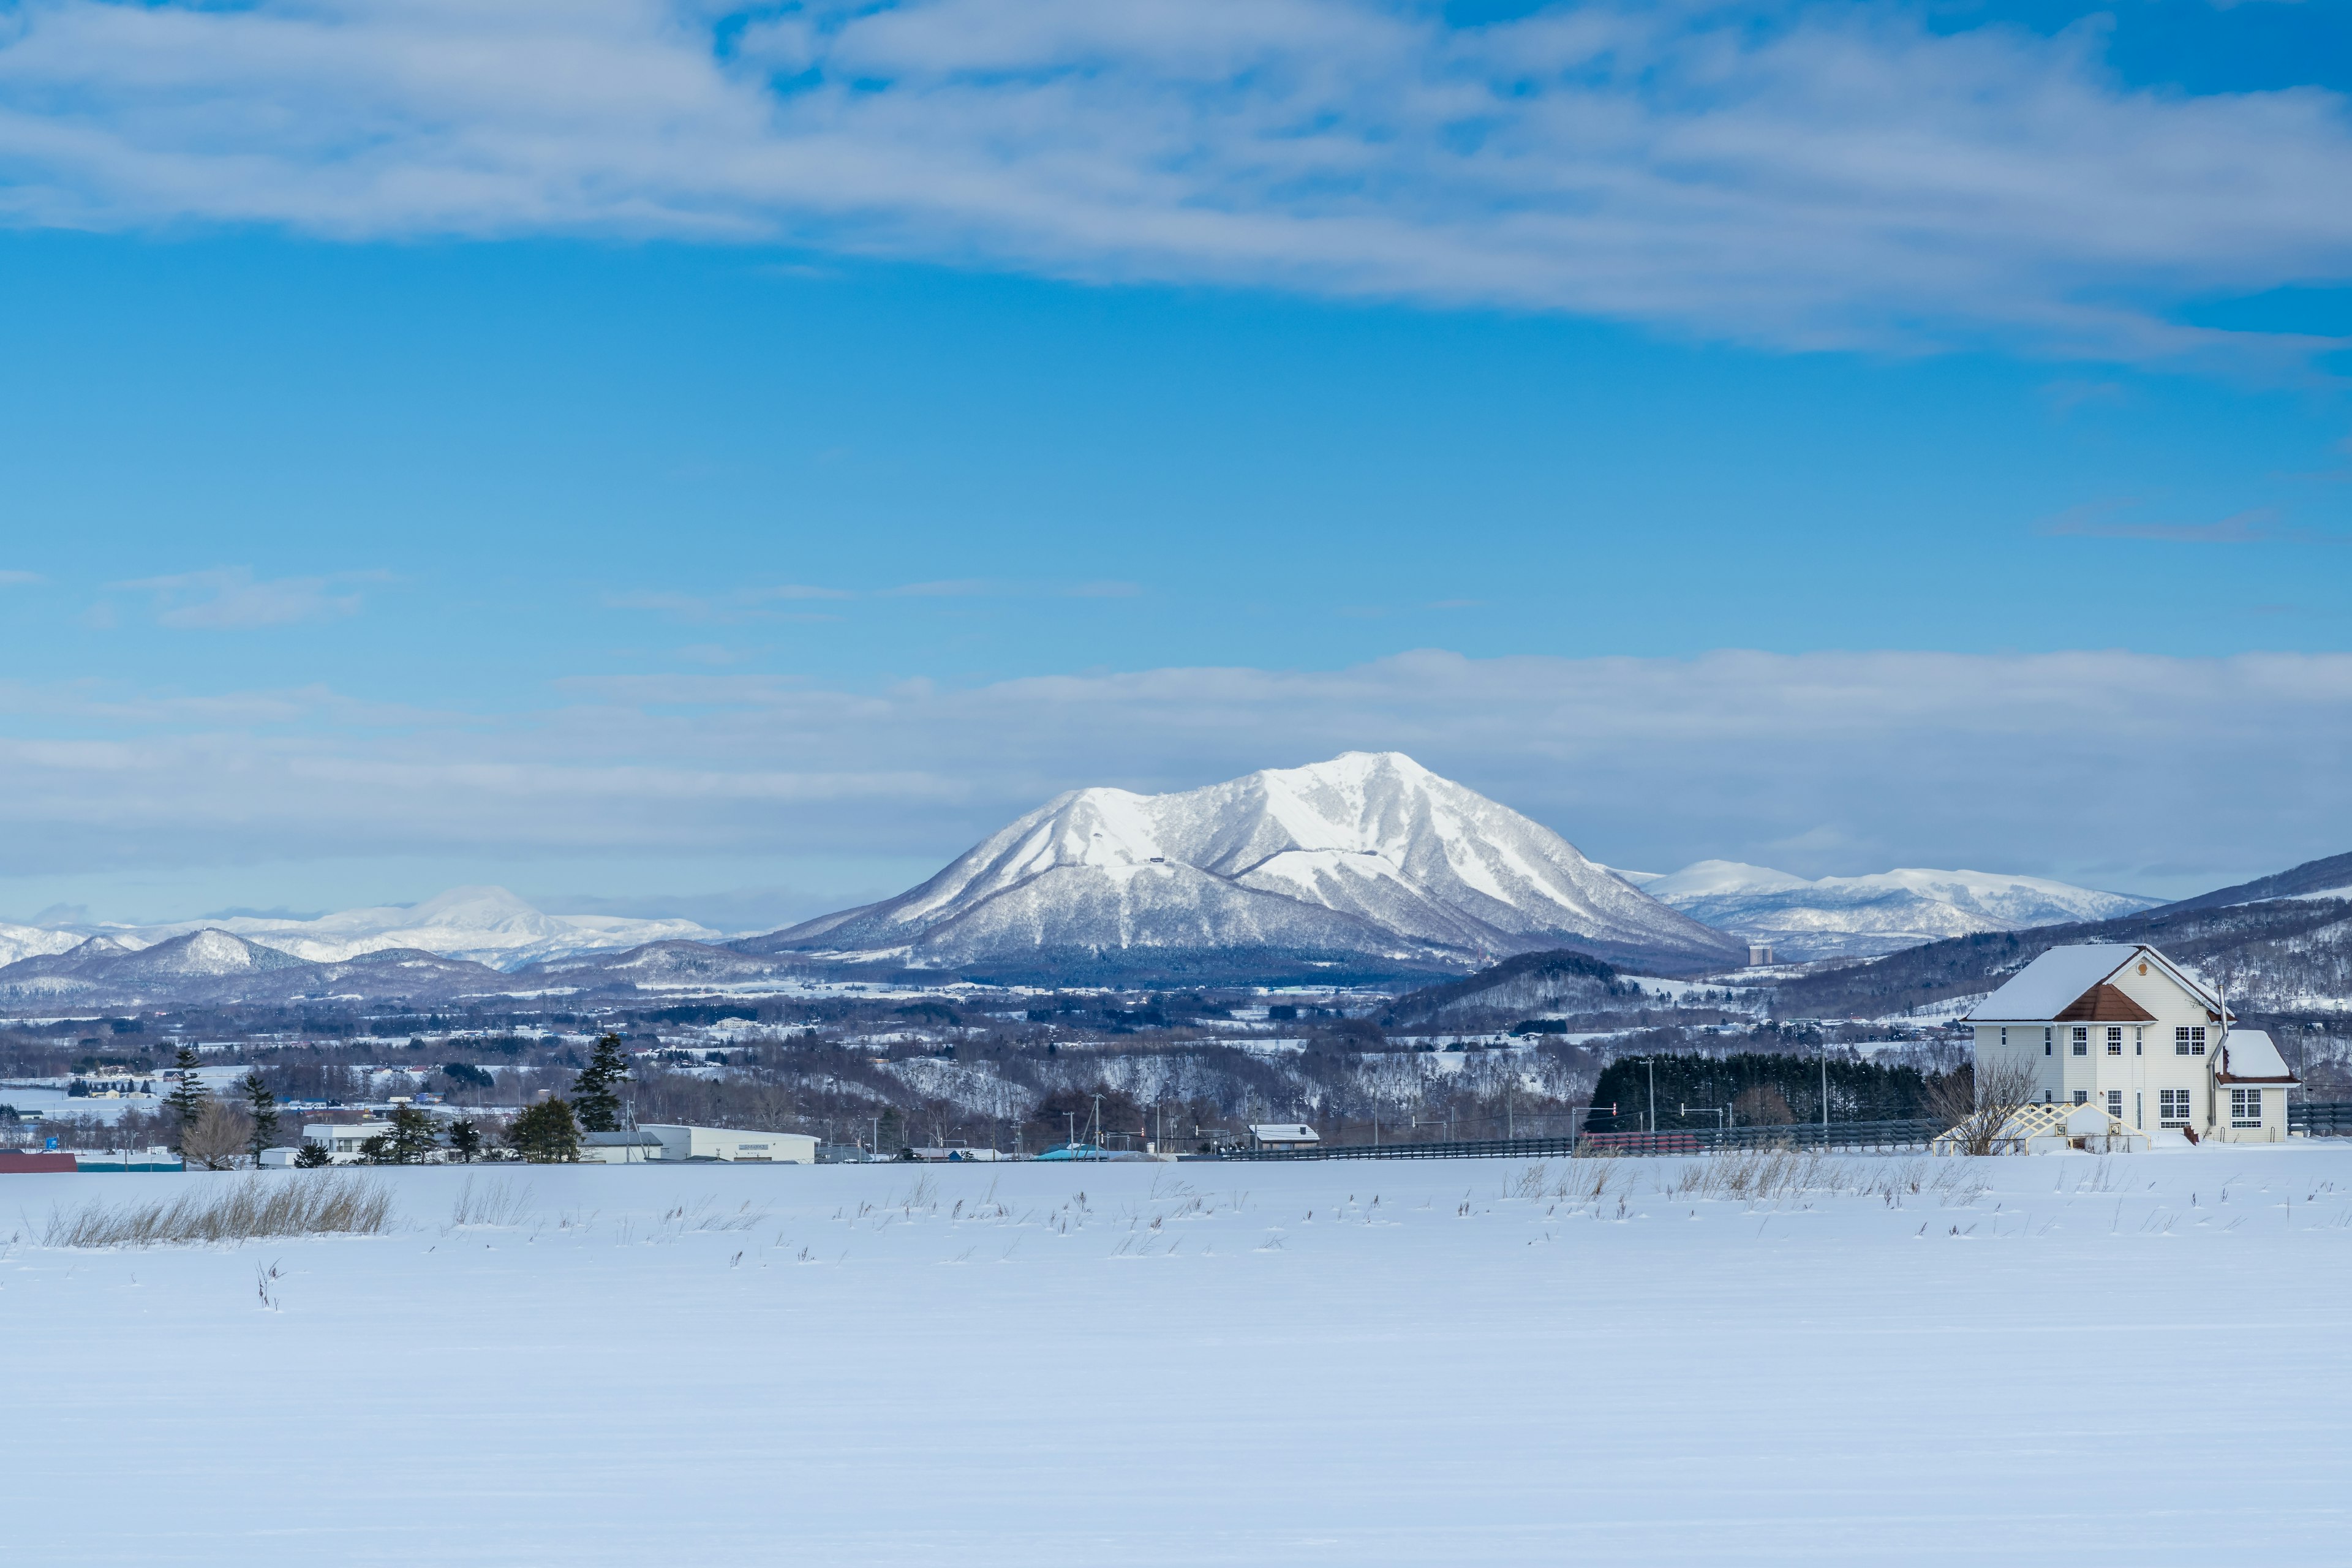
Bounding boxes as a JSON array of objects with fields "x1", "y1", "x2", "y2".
[
  {"x1": 1249, "y1": 1123, "x2": 1322, "y2": 1151},
  {"x1": 302, "y1": 1120, "x2": 395, "y2": 1164},
  {"x1": 1966, "y1": 943, "x2": 2294, "y2": 1144},
  {"x1": 640, "y1": 1125, "x2": 818, "y2": 1163}
]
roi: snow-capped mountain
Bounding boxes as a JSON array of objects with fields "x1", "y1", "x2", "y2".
[
  {"x1": 748, "y1": 752, "x2": 1741, "y2": 975},
  {"x1": 0, "y1": 928, "x2": 512, "y2": 1006},
  {"x1": 14, "y1": 886, "x2": 718, "y2": 973},
  {"x1": 0, "y1": 921, "x2": 85, "y2": 968},
  {"x1": 1644, "y1": 861, "x2": 2163, "y2": 960}
]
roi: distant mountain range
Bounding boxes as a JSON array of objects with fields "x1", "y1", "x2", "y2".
[
  {"x1": 1770, "y1": 849, "x2": 2352, "y2": 1021},
  {"x1": 1, "y1": 755, "x2": 2342, "y2": 1008},
  {"x1": 0, "y1": 927, "x2": 511, "y2": 1008},
  {"x1": 1619, "y1": 861, "x2": 2163, "y2": 960},
  {"x1": 0, "y1": 886, "x2": 715, "y2": 973},
  {"x1": 739, "y1": 752, "x2": 1742, "y2": 980}
]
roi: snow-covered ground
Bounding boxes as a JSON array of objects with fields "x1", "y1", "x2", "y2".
[{"x1": 5, "y1": 1147, "x2": 2350, "y2": 1565}]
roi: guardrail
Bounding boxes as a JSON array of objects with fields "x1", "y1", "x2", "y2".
[{"x1": 1217, "y1": 1118, "x2": 1945, "y2": 1161}]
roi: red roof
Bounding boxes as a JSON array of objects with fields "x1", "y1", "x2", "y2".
[
  {"x1": 2052, "y1": 983, "x2": 2157, "y2": 1023},
  {"x1": 0, "y1": 1152, "x2": 78, "y2": 1173}
]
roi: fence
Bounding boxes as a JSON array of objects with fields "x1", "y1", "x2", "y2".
[
  {"x1": 2291, "y1": 1101, "x2": 2352, "y2": 1137},
  {"x1": 1218, "y1": 1118, "x2": 1945, "y2": 1162}
]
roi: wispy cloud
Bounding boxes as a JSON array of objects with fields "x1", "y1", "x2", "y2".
[
  {"x1": 0, "y1": 570, "x2": 44, "y2": 586},
  {"x1": 886, "y1": 579, "x2": 997, "y2": 598},
  {"x1": 0, "y1": 2, "x2": 2345, "y2": 363},
  {"x1": 108, "y1": 567, "x2": 386, "y2": 628},
  {"x1": 4, "y1": 649, "x2": 2348, "y2": 895}
]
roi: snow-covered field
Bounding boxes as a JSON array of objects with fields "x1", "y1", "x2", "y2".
[{"x1": 6, "y1": 1147, "x2": 2351, "y2": 1565}]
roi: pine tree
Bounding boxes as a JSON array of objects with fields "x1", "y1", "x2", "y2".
[
  {"x1": 508, "y1": 1098, "x2": 580, "y2": 1163},
  {"x1": 446, "y1": 1118, "x2": 483, "y2": 1163},
  {"x1": 293, "y1": 1140, "x2": 333, "y2": 1168},
  {"x1": 164, "y1": 1046, "x2": 209, "y2": 1154},
  {"x1": 388, "y1": 1106, "x2": 439, "y2": 1164},
  {"x1": 241, "y1": 1069, "x2": 281, "y2": 1166},
  {"x1": 571, "y1": 1033, "x2": 630, "y2": 1133}
]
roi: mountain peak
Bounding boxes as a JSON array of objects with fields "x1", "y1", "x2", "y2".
[{"x1": 756, "y1": 753, "x2": 1740, "y2": 974}]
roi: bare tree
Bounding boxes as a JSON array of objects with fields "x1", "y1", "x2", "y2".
[
  {"x1": 181, "y1": 1099, "x2": 252, "y2": 1171},
  {"x1": 1928, "y1": 1057, "x2": 2041, "y2": 1156}
]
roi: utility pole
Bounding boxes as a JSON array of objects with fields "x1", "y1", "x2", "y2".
[
  {"x1": 1820, "y1": 1041, "x2": 1830, "y2": 1134},
  {"x1": 1646, "y1": 1058, "x2": 1656, "y2": 1136}
]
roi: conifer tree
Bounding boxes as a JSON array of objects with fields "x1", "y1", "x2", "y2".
[
  {"x1": 164, "y1": 1045, "x2": 209, "y2": 1154},
  {"x1": 445, "y1": 1118, "x2": 483, "y2": 1163},
  {"x1": 570, "y1": 1033, "x2": 630, "y2": 1133},
  {"x1": 508, "y1": 1098, "x2": 581, "y2": 1163},
  {"x1": 388, "y1": 1105, "x2": 439, "y2": 1164},
  {"x1": 293, "y1": 1140, "x2": 333, "y2": 1168},
  {"x1": 241, "y1": 1069, "x2": 281, "y2": 1166}
]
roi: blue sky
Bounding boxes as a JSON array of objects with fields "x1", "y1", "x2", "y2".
[{"x1": 1, "y1": 0, "x2": 2348, "y2": 927}]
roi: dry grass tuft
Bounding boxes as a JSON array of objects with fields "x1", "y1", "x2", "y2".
[
  {"x1": 1667, "y1": 1147, "x2": 1827, "y2": 1200},
  {"x1": 42, "y1": 1174, "x2": 395, "y2": 1248},
  {"x1": 448, "y1": 1174, "x2": 533, "y2": 1227}
]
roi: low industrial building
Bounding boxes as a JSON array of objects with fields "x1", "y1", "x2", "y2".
[
  {"x1": 1249, "y1": 1123, "x2": 1322, "y2": 1151},
  {"x1": 641, "y1": 1125, "x2": 818, "y2": 1163},
  {"x1": 579, "y1": 1130, "x2": 666, "y2": 1164}
]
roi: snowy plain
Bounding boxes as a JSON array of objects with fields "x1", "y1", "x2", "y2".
[{"x1": 5, "y1": 1147, "x2": 2350, "y2": 1566}]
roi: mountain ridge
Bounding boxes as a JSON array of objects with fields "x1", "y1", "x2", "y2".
[{"x1": 1644, "y1": 859, "x2": 2162, "y2": 960}]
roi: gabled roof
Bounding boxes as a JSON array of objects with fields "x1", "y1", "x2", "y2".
[
  {"x1": 1969, "y1": 944, "x2": 2141, "y2": 1022},
  {"x1": 2215, "y1": 1030, "x2": 2297, "y2": 1085},
  {"x1": 2052, "y1": 983, "x2": 2157, "y2": 1023},
  {"x1": 1968, "y1": 942, "x2": 2227, "y2": 1024}
]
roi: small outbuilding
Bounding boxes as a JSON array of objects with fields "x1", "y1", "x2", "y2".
[{"x1": 1249, "y1": 1123, "x2": 1322, "y2": 1151}]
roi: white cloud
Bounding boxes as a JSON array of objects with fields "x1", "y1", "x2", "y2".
[
  {"x1": 1, "y1": 649, "x2": 2346, "y2": 900},
  {"x1": 109, "y1": 566, "x2": 380, "y2": 629},
  {"x1": 0, "y1": 1, "x2": 2345, "y2": 361},
  {"x1": 0, "y1": 570, "x2": 44, "y2": 586}
]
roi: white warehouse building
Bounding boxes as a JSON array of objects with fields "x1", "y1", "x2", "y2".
[
  {"x1": 640, "y1": 1125, "x2": 817, "y2": 1164},
  {"x1": 1967, "y1": 943, "x2": 2296, "y2": 1144}
]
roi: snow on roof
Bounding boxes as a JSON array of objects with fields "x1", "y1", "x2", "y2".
[
  {"x1": 2215, "y1": 1030, "x2": 2296, "y2": 1084},
  {"x1": 1969, "y1": 944, "x2": 2142, "y2": 1022}
]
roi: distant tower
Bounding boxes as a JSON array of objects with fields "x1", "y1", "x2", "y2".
[{"x1": 1746, "y1": 943, "x2": 1776, "y2": 967}]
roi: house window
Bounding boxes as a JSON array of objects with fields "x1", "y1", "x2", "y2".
[
  {"x1": 2072, "y1": 1027, "x2": 2089, "y2": 1056},
  {"x1": 2000, "y1": 1028, "x2": 2008, "y2": 1048},
  {"x1": 2106, "y1": 1090, "x2": 2124, "y2": 1120},
  {"x1": 2045, "y1": 1036, "x2": 2052, "y2": 1056},
  {"x1": 2177, "y1": 1026, "x2": 2206, "y2": 1056},
  {"x1": 2072, "y1": 1090, "x2": 2089, "y2": 1106},
  {"x1": 2160, "y1": 1090, "x2": 2190, "y2": 1127},
  {"x1": 2106, "y1": 1027, "x2": 2124, "y2": 1055},
  {"x1": 2231, "y1": 1089, "x2": 2263, "y2": 1128}
]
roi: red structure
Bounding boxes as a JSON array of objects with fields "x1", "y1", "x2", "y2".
[{"x1": 0, "y1": 1151, "x2": 77, "y2": 1173}]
